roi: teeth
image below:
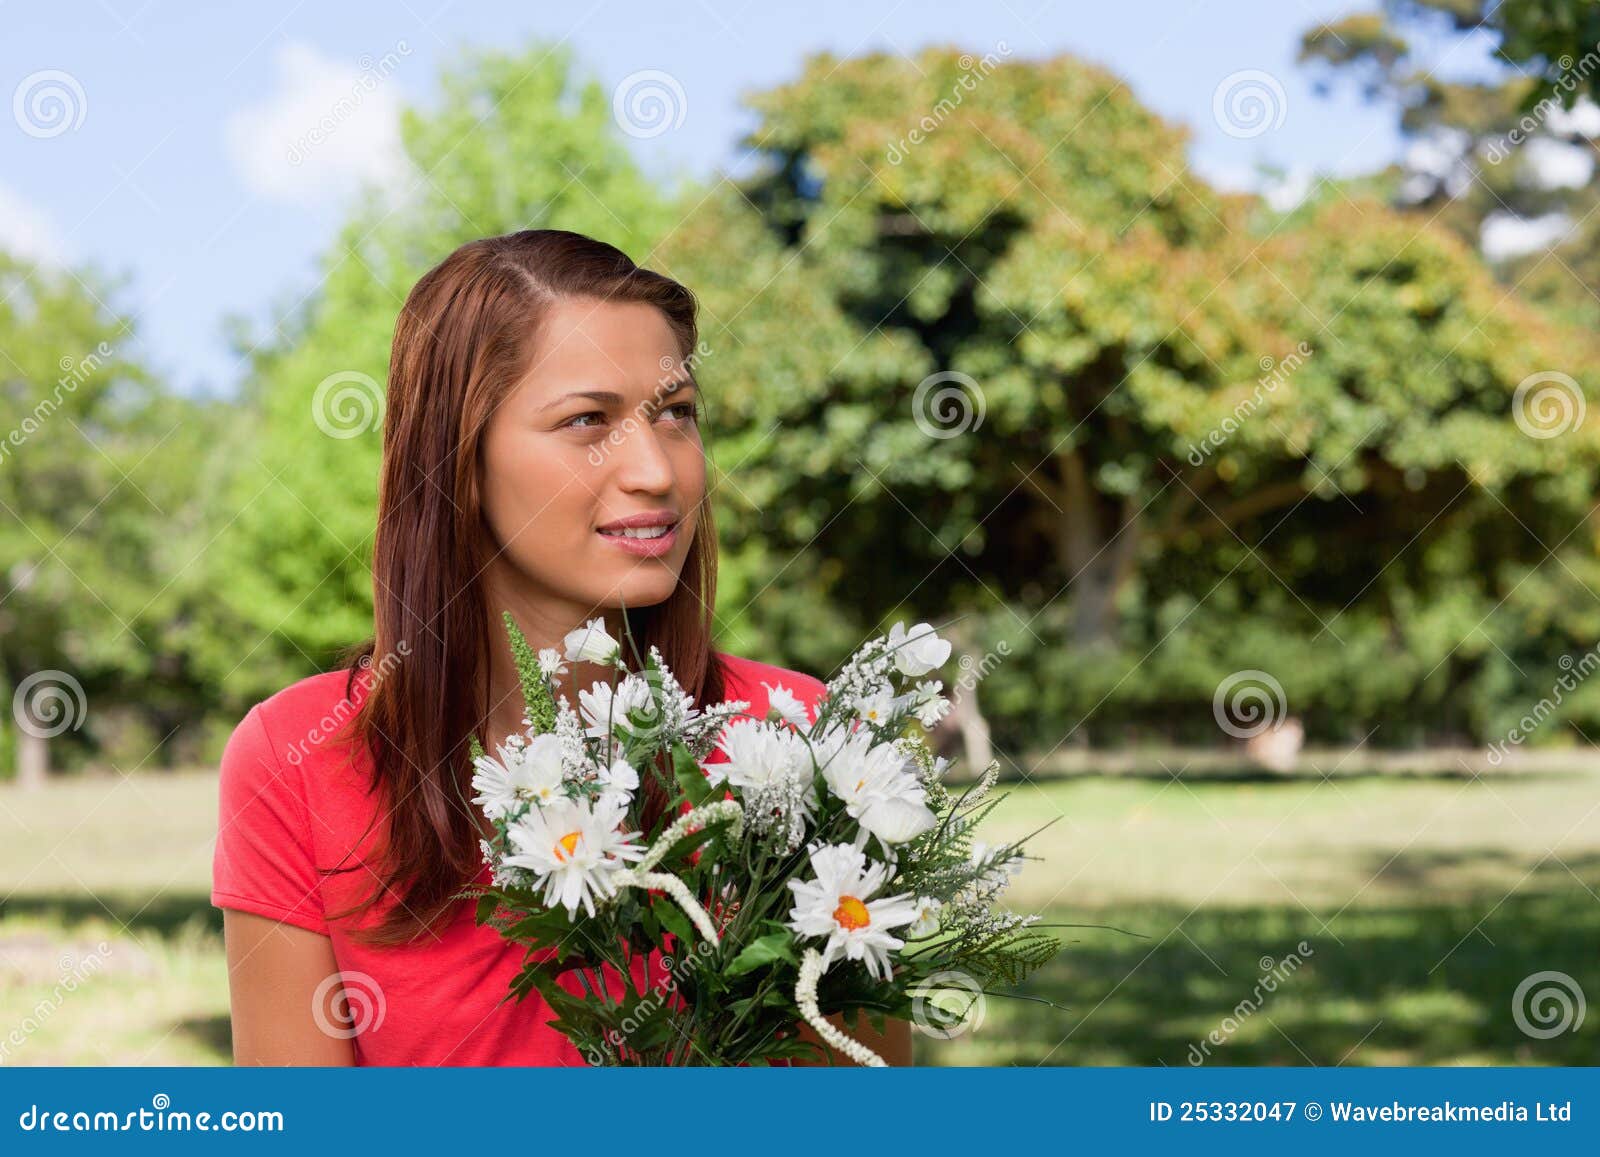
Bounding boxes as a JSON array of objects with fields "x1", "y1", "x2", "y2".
[{"x1": 600, "y1": 524, "x2": 671, "y2": 539}]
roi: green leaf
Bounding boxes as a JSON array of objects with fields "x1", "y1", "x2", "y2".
[
  {"x1": 503, "y1": 610, "x2": 558, "y2": 735},
  {"x1": 724, "y1": 930, "x2": 797, "y2": 977},
  {"x1": 653, "y1": 896, "x2": 696, "y2": 945},
  {"x1": 672, "y1": 741, "x2": 714, "y2": 806}
]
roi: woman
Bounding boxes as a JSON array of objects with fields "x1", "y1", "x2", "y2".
[{"x1": 212, "y1": 229, "x2": 911, "y2": 1066}]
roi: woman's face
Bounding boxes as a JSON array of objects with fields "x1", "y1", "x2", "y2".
[{"x1": 479, "y1": 297, "x2": 705, "y2": 627}]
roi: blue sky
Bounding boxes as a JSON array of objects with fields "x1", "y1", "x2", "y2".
[{"x1": 0, "y1": 1, "x2": 1500, "y2": 399}]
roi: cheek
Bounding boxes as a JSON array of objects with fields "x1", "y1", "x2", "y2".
[{"x1": 481, "y1": 435, "x2": 591, "y2": 546}]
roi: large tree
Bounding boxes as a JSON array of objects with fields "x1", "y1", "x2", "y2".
[
  {"x1": 653, "y1": 46, "x2": 1600, "y2": 749},
  {"x1": 0, "y1": 252, "x2": 219, "y2": 784}
]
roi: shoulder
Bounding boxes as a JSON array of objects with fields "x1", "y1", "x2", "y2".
[
  {"x1": 221, "y1": 668, "x2": 368, "y2": 785},
  {"x1": 714, "y1": 651, "x2": 827, "y2": 716}
]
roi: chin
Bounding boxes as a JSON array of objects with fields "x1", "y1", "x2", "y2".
[{"x1": 599, "y1": 569, "x2": 684, "y2": 609}]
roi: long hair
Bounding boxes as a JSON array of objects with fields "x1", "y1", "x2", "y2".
[{"x1": 333, "y1": 229, "x2": 723, "y2": 945}]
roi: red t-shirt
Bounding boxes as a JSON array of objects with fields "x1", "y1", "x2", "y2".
[{"x1": 211, "y1": 651, "x2": 825, "y2": 1066}]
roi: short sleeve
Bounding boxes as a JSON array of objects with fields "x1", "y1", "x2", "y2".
[{"x1": 211, "y1": 704, "x2": 330, "y2": 935}]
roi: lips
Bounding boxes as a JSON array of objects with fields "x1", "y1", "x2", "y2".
[
  {"x1": 596, "y1": 512, "x2": 682, "y2": 557},
  {"x1": 596, "y1": 511, "x2": 679, "y2": 538}
]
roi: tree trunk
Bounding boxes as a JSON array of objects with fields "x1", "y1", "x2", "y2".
[
  {"x1": 1056, "y1": 450, "x2": 1141, "y2": 650},
  {"x1": 932, "y1": 620, "x2": 996, "y2": 775},
  {"x1": 16, "y1": 727, "x2": 48, "y2": 791}
]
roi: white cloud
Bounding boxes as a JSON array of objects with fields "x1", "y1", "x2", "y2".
[
  {"x1": 1518, "y1": 136, "x2": 1595, "y2": 190},
  {"x1": 1405, "y1": 127, "x2": 1471, "y2": 179},
  {"x1": 1546, "y1": 96, "x2": 1600, "y2": 139},
  {"x1": 0, "y1": 181, "x2": 69, "y2": 266},
  {"x1": 225, "y1": 40, "x2": 413, "y2": 208},
  {"x1": 1188, "y1": 157, "x2": 1319, "y2": 211},
  {"x1": 1263, "y1": 166, "x2": 1316, "y2": 212},
  {"x1": 1480, "y1": 211, "x2": 1571, "y2": 262}
]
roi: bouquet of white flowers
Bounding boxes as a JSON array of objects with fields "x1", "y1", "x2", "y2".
[{"x1": 466, "y1": 612, "x2": 1060, "y2": 1065}]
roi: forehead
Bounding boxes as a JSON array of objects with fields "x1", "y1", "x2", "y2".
[{"x1": 520, "y1": 297, "x2": 684, "y2": 396}]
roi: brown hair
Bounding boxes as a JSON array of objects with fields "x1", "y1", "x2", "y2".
[{"x1": 334, "y1": 229, "x2": 724, "y2": 945}]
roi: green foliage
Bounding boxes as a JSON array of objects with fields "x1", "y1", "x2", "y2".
[
  {"x1": 190, "y1": 41, "x2": 685, "y2": 708},
  {"x1": 502, "y1": 611, "x2": 557, "y2": 735},
  {"x1": 658, "y1": 45, "x2": 1600, "y2": 752}
]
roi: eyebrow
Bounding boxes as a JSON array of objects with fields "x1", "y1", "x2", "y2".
[{"x1": 541, "y1": 377, "x2": 698, "y2": 412}]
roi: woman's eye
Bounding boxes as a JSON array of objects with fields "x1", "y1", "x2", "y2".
[
  {"x1": 659, "y1": 401, "x2": 700, "y2": 423},
  {"x1": 565, "y1": 411, "x2": 606, "y2": 429}
]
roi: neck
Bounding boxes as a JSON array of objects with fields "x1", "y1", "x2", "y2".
[{"x1": 478, "y1": 569, "x2": 627, "y2": 752}]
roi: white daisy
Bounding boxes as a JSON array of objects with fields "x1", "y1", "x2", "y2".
[
  {"x1": 786, "y1": 843, "x2": 920, "y2": 979},
  {"x1": 502, "y1": 795, "x2": 646, "y2": 918},
  {"x1": 471, "y1": 732, "x2": 565, "y2": 820},
  {"x1": 886, "y1": 621, "x2": 951, "y2": 677},
  {"x1": 908, "y1": 896, "x2": 942, "y2": 937},
  {"x1": 913, "y1": 679, "x2": 951, "y2": 728},
  {"x1": 577, "y1": 675, "x2": 652, "y2": 739},
  {"x1": 960, "y1": 840, "x2": 1024, "y2": 905},
  {"x1": 709, "y1": 718, "x2": 817, "y2": 842},
  {"x1": 563, "y1": 617, "x2": 621, "y2": 666},
  {"x1": 537, "y1": 648, "x2": 568, "y2": 679},
  {"x1": 596, "y1": 756, "x2": 639, "y2": 811},
  {"x1": 853, "y1": 684, "x2": 902, "y2": 728},
  {"x1": 763, "y1": 681, "x2": 813, "y2": 730},
  {"x1": 817, "y1": 730, "x2": 938, "y2": 847}
]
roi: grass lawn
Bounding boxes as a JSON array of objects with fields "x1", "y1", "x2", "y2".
[{"x1": 1, "y1": 766, "x2": 1597, "y2": 1065}]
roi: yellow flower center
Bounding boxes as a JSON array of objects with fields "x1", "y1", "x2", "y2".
[
  {"x1": 555, "y1": 831, "x2": 582, "y2": 860},
  {"x1": 833, "y1": 894, "x2": 871, "y2": 931}
]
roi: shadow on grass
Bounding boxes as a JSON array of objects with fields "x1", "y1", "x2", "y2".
[
  {"x1": 0, "y1": 890, "x2": 220, "y2": 939},
  {"x1": 924, "y1": 884, "x2": 1600, "y2": 1066}
]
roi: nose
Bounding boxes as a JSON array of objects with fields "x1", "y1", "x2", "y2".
[{"x1": 611, "y1": 417, "x2": 675, "y2": 495}]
